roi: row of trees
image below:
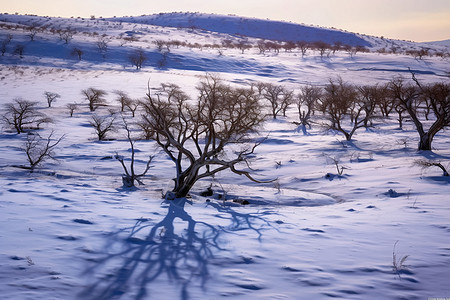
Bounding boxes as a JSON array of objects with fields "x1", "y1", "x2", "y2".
[
  {"x1": 2, "y1": 75, "x2": 449, "y2": 196},
  {"x1": 2, "y1": 17, "x2": 449, "y2": 60},
  {"x1": 289, "y1": 77, "x2": 449, "y2": 151}
]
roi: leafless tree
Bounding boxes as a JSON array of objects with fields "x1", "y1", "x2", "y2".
[
  {"x1": 411, "y1": 75, "x2": 450, "y2": 150},
  {"x1": 389, "y1": 76, "x2": 450, "y2": 150},
  {"x1": 14, "y1": 44, "x2": 25, "y2": 58},
  {"x1": 96, "y1": 37, "x2": 109, "y2": 58},
  {"x1": 66, "y1": 103, "x2": 78, "y2": 117},
  {"x1": 357, "y1": 84, "x2": 384, "y2": 128},
  {"x1": 258, "y1": 83, "x2": 294, "y2": 119},
  {"x1": 283, "y1": 41, "x2": 296, "y2": 52},
  {"x1": 294, "y1": 85, "x2": 322, "y2": 134},
  {"x1": 22, "y1": 131, "x2": 64, "y2": 172},
  {"x1": 124, "y1": 98, "x2": 140, "y2": 117},
  {"x1": 43, "y1": 91, "x2": 60, "y2": 108},
  {"x1": 257, "y1": 40, "x2": 266, "y2": 54},
  {"x1": 71, "y1": 47, "x2": 83, "y2": 60},
  {"x1": 318, "y1": 78, "x2": 375, "y2": 141},
  {"x1": 236, "y1": 40, "x2": 252, "y2": 54},
  {"x1": 157, "y1": 51, "x2": 169, "y2": 68},
  {"x1": 115, "y1": 117, "x2": 154, "y2": 187},
  {"x1": 312, "y1": 41, "x2": 331, "y2": 58},
  {"x1": 113, "y1": 90, "x2": 131, "y2": 112},
  {"x1": 140, "y1": 76, "x2": 270, "y2": 199},
  {"x1": 90, "y1": 114, "x2": 116, "y2": 141},
  {"x1": 154, "y1": 40, "x2": 169, "y2": 52},
  {"x1": 297, "y1": 41, "x2": 309, "y2": 57},
  {"x1": 128, "y1": 49, "x2": 147, "y2": 70},
  {"x1": 81, "y1": 87, "x2": 108, "y2": 111},
  {"x1": 375, "y1": 83, "x2": 394, "y2": 117},
  {"x1": 1, "y1": 34, "x2": 13, "y2": 56},
  {"x1": 2, "y1": 98, "x2": 50, "y2": 133},
  {"x1": 59, "y1": 29, "x2": 74, "y2": 44},
  {"x1": 26, "y1": 24, "x2": 41, "y2": 41}
]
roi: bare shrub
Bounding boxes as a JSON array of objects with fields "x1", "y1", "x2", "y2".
[
  {"x1": 415, "y1": 159, "x2": 449, "y2": 176},
  {"x1": 115, "y1": 117, "x2": 154, "y2": 187},
  {"x1": 128, "y1": 49, "x2": 147, "y2": 70},
  {"x1": 22, "y1": 131, "x2": 64, "y2": 172}
]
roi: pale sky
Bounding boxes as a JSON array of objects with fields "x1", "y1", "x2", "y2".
[{"x1": 1, "y1": 0, "x2": 449, "y2": 42}]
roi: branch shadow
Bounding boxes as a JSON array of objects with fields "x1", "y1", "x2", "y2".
[{"x1": 78, "y1": 198, "x2": 273, "y2": 300}]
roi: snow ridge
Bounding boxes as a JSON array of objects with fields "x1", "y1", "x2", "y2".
[{"x1": 109, "y1": 12, "x2": 372, "y2": 47}]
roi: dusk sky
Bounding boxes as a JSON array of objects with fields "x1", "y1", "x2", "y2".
[{"x1": 1, "y1": 0, "x2": 449, "y2": 42}]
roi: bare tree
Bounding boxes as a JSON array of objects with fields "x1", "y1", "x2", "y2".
[
  {"x1": 113, "y1": 90, "x2": 131, "y2": 112},
  {"x1": 140, "y1": 76, "x2": 270, "y2": 199},
  {"x1": 22, "y1": 131, "x2": 64, "y2": 172},
  {"x1": 43, "y1": 91, "x2": 60, "y2": 108},
  {"x1": 115, "y1": 117, "x2": 154, "y2": 187},
  {"x1": 128, "y1": 49, "x2": 147, "y2": 70},
  {"x1": 1, "y1": 34, "x2": 13, "y2": 56},
  {"x1": 258, "y1": 83, "x2": 294, "y2": 119},
  {"x1": 389, "y1": 76, "x2": 450, "y2": 150},
  {"x1": 90, "y1": 114, "x2": 116, "y2": 141},
  {"x1": 59, "y1": 29, "x2": 74, "y2": 44},
  {"x1": 81, "y1": 87, "x2": 108, "y2": 111},
  {"x1": 154, "y1": 40, "x2": 169, "y2": 52},
  {"x1": 66, "y1": 103, "x2": 78, "y2": 117},
  {"x1": 257, "y1": 40, "x2": 266, "y2": 54},
  {"x1": 26, "y1": 24, "x2": 41, "y2": 41},
  {"x1": 2, "y1": 98, "x2": 50, "y2": 133},
  {"x1": 124, "y1": 98, "x2": 140, "y2": 117},
  {"x1": 236, "y1": 40, "x2": 252, "y2": 54},
  {"x1": 294, "y1": 85, "x2": 322, "y2": 134},
  {"x1": 14, "y1": 44, "x2": 25, "y2": 58},
  {"x1": 312, "y1": 41, "x2": 331, "y2": 58},
  {"x1": 96, "y1": 37, "x2": 109, "y2": 58},
  {"x1": 411, "y1": 75, "x2": 450, "y2": 150},
  {"x1": 375, "y1": 83, "x2": 394, "y2": 117},
  {"x1": 297, "y1": 41, "x2": 309, "y2": 57},
  {"x1": 71, "y1": 47, "x2": 84, "y2": 60},
  {"x1": 357, "y1": 84, "x2": 384, "y2": 128},
  {"x1": 318, "y1": 78, "x2": 375, "y2": 141}
]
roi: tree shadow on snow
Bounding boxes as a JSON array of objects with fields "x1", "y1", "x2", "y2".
[{"x1": 78, "y1": 198, "x2": 272, "y2": 300}]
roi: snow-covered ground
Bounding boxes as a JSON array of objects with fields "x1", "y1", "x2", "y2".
[{"x1": 0, "y1": 13, "x2": 449, "y2": 300}]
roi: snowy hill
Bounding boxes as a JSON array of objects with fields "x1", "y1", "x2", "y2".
[{"x1": 109, "y1": 12, "x2": 372, "y2": 47}]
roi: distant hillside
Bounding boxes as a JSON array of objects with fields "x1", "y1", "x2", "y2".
[
  {"x1": 109, "y1": 12, "x2": 372, "y2": 47},
  {"x1": 423, "y1": 39, "x2": 450, "y2": 47}
]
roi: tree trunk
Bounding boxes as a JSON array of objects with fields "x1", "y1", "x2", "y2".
[
  {"x1": 418, "y1": 133, "x2": 433, "y2": 151},
  {"x1": 171, "y1": 169, "x2": 200, "y2": 199}
]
